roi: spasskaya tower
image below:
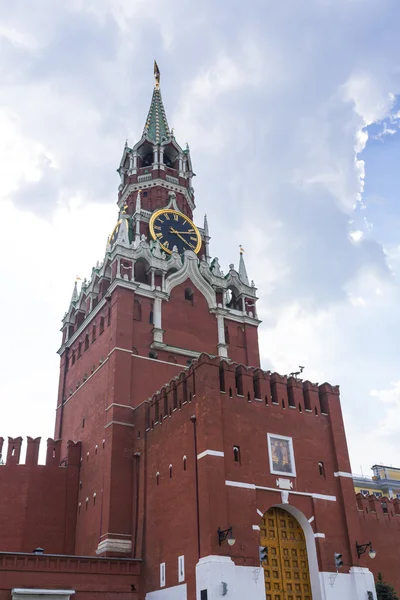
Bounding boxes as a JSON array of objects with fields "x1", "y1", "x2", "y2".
[{"x1": 55, "y1": 62, "x2": 260, "y2": 558}]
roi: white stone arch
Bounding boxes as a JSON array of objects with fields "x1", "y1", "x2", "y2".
[
  {"x1": 262, "y1": 503, "x2": 323, "y2": 600},
  {"x1": 165, "y1": 251, "x2": 216, "y2": 309}
]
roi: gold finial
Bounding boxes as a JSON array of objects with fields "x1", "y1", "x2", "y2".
[
  {"x1": 122, "y1": 203, "x2": 128, "y2": 214},
  {"x1": 239, "y1": 245, "x2": 245, "y2": 255},
  {"x1": 75, "y1": 275, "x2": 82, "y2": 282},
  {"x1": 154, "y1": 60, "x2": 160, "y2": 89}
]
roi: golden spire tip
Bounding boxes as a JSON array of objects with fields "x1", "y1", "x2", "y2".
[{"x1": 154, "y1": 60, "x2": 160, "y2": 89}]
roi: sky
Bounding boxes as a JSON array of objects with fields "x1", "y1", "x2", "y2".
[{"x1": 1, "y1": 0, "x2": 400, "y2": 475}]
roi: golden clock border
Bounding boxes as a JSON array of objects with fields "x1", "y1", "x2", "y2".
[{"x1": 149, "y1": 209, "x2": 202, "y2": 255}]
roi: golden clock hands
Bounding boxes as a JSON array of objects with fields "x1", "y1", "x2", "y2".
[
  {"x1": 170, "y1": 228, "x2": 194, "y2": 249},
  {"x1": 169, "y1": 227, "x2": 192, "y2": 235}
]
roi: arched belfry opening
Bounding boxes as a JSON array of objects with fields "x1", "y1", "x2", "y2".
[{"x1": 260, "y1": 506, "x2": 314, "y2": 600}]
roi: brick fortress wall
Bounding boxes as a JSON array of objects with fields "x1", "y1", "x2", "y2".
[{"x1": 0, "y1": 437, "x2": 81, "y2": 554}]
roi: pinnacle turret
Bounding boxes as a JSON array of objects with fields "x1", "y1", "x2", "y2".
[
  {"x1": 238, "y1": 248, "x2": 249, "y2": 286},
  {"x1": 71, "y1": 280, "x2": 78, "y2": 304}
]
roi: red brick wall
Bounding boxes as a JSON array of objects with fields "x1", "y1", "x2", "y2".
[
  {"x1": 0, "y1": 553, "x2": 140, "y2": 600},
  {"x1": 162, "y1": 280, "x2": 218, "y2": 354},
  {"x1": 138, "y1": 355, "x2": 363, "y2": 596}
]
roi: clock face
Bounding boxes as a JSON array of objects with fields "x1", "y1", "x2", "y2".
[{"x1": 149, "y1": 209, "x2": 202, "y2": 255}]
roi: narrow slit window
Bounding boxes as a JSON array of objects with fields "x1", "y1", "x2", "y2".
[
  {"x1": 318, "y1": 461, "x2": 325, "y2": 476},
  {"x1": 233, "y1": 445, "x2": 241, "y2": 463}
]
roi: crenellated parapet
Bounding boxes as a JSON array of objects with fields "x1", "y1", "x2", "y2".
[
  {"x1": 0, "y1": 437, "x2": 81, "y2": 467},
  {"x1": 356, "y1": 492, "x2": 400, "y2": 519},
  {"x1": 143, "y1": 353, "x2": 339, "y2": 432}
]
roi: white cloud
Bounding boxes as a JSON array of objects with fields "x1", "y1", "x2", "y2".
[{"x1": 1, "y1": 0, "x2": 400, "y2": 476}]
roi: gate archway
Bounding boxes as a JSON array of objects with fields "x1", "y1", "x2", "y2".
[{"x1": 260, "y1": 506, "x2": 312, "y2": 600}]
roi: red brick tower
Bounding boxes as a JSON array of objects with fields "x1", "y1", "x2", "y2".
[{"x1": 55, "y1": 61, "x2": 260, "y2": 559}]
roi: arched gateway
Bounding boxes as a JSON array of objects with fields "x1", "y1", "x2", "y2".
[{"x1": 260, "y1": 507, "x2": 312, "y2": 600}]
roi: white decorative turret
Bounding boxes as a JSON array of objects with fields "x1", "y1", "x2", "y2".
[
  {"x1": 238, "y1": 248, "x2": 249, "y2": 286},
  {"x1": 115, "y1": 212, "x2": 130, "y2": 248},
  {"x1": 134, "y1": 189, "x2": 142, "y2": 246},
  {"x1": 71, "y1": 280, "x2": 78, "y2": 304}
]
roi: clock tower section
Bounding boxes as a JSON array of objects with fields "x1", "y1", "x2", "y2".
[{"x1": 55, "y1": 63, "x2": 261, "y2": 557}]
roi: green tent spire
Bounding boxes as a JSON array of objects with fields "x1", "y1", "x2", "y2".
[{"x1": 143, "y1": 61, "x2": 171, "y2": 143}]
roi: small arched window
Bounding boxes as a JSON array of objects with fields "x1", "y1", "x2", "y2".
[
  {"x1": 184, "y1": 287, "x2": 194, "y2": 304},
  {"x1": 183, "y1": 455, "x2": 187, "y2": 471},
  {"x1": 156, "y1": 471, "x2": 160, "y2": 485},
  {"x1": 133, "y1": 299, "x2": 142, "y2": 321},
  {"x1": 99, "y1": 316, "x2": 105, "y2": 334},
  {"x1": 78, "y1": 342, "x2": 82, "y2": 357},
  {"x1": 169, "y1": 464, "x2": 173, "y2": 479},
  {"x1": 84, "y1": 334, "x2": 89, "y2": 351},
  {"x1": 149, "y1": 350, "x2": 158, "y2": 360},
  {"x1": 92, "y1": 324, "x2": 96, "y2": 342},
  {"x1": 72, "y1": 353, "x2": 76, "y2": 365}
]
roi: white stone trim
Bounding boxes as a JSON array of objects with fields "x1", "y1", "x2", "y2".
[
  {"x1": 252, "y1": 525, "x2": 261, "y2": 531},
  {"x1": 12, "y1": 592, "x2": 75, "y2": 598},
  {"x1": 96, "y1": 537, "x2": 132, "y2": 554},
  {"x1": 100, "y1": 532, "x2": 132, "y2": 538},
  {"x1": 104, "y1": 420, "x2": 135, "y2": 429},
  {"x1": 226, "y1": 480, "x2": 256, "y2": 490},
  {"x1": 150, "y1": 342, "x2": 202, "y2": 359},
  {"x1": 105, "y1": 403, "x2": 134, "y2": 412},
  {"x1": 225, "y1": 480, "x2": 336, "y2": 501},
  {"x1": 334, "y1": 471, "x2": 353, "y2": 478},
  {"x1": 314, "y1": 533, "x2": 325, "y2": 538},
  {"x1": 197, "y1": 449, "x2": 224, "y2": 460},
  {"x1": 131, "y1": 352, "x2": 186, "y2": 368},
  {"x1": 257, "y1": 508, "x2": 264, "y2": 517},
  {"x1": 219, "y1": 311, "x2": 261, "y2": 326},
  {"x1": 308, "y1": 516, "x2": 315, "y2": 523}
]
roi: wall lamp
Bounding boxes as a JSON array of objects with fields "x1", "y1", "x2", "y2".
[
  {"x1": 356, "y1": 541, "x2": 376, "y2": 560},
  {"x1": 218, "y1": 527, "x2": 236, "y2": 547}
]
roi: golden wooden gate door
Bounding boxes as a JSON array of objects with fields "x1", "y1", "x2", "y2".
[{"x1": 260, "y1": 507, "x2": 312, "y2": 600}]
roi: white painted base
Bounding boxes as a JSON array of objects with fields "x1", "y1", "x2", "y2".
[
  {"x1": 145, "y1": 584, "x2": 187, "y2": 600},
  {"x1": 196, "y1": 556, "x2": 266, "y2": 600},
  {"x1": 320, "y1": 568, "x2": 377, "y2": 600},
  {"x1": 195, "y1": 556, "x2": 377, "y2": 600}
]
